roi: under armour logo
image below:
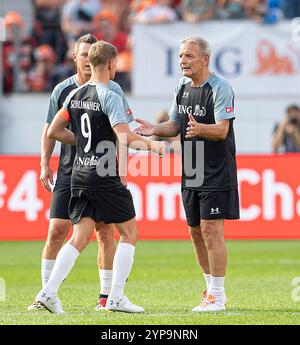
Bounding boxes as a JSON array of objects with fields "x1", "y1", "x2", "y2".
[{"x1": 210, "y1": 207, "x2": 220, "y2": 215}]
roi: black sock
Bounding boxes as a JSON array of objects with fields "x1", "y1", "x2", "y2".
[{"x1": 99, "y1": 294, "x2": 108, "y2": 299}]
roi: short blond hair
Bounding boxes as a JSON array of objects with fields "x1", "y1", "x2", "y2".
[
  {"x1": 181, "y1": 36, "x2": 211, "y2": 56},
  {"x1": 88, "y1": 41, "x2": 118, "y2": 68}
]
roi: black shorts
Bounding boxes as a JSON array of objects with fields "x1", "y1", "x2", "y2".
[
  {"x1": 49, "y1": 184, "x2": 71, "y2": 220},
  {"x1": 69, "y1": 187, "x2": 136, "y2": 225},
  {"x1": 182, "y1": 188, "x2": 240, "y2": 227}
]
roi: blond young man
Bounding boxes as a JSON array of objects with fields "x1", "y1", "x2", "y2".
[{"x1": 28, "y1": 34, "x2": 134, "y2": 311}]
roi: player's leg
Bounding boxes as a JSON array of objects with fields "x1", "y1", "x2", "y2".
[
  {"x1": 41, "y1": 186, "x2": 72, "y2": 287},
  {"x1": 182, "y1": 189, "x2": 210, "y2": 303},
  {"x1": 35, "y1": 217, "x2": 95, "y2": 314},
  {"x1": 94, "y1": 187, "x2": 142, "y2": 313},
  {"x1": 95, "y1": 223, "x2": 116, "y2": 309},
  {"x1": 192, "y1": 190, "x2": 236, "y2": 312},
  {"x1": 106, "y1": 217, "x2": 143, "y2": 313},
  {"x1": 189, "y1": 226, "x2": 211, "y2": 297},
  {"x1": 28, "y1": 187, "x2": 72, "y2": 311},
  {"x1": 112, "y1": 217, "x2": 138, "y2": 299},
  {"x1": 201, "y1": 219, "x2": 227, "y2": 277},
  {"x1": 41, "y1": 219, "x2": 72, "y2": 285},
  {"x1": 191, "y1": 219, "x2": 227, "y2": 312}
]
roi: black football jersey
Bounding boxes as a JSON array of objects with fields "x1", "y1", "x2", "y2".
[
  {"x1": 63, "y1": 82, "x2": 129, "y2": 191},
  {"x1": 46, "y1": 76, "x2": 134, "y2": 187},
  {"x1": 169, "y1": 73, "x2": 238, "y2": 191}
]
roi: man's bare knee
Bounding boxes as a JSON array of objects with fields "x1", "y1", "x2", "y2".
[
  {"x1": 121, "y1": 229, "x2": 138, "y2": 244},
  {"x1": 201, "y1": 220, "x2": 223, "y2": 250},
  {"x1": 189, "y1": 226, "x2": 203, "y2": 243},
  {"x1": 116, "y1": 219, "x2": 138, "y2": 245},
  {"x1": 97, "y1": 224, "x2": 115, "y2": 246},
  {"x1": 69, "y1": 217, "x2": 95, "y2": 252},
  {"x1": 47, "y1": 220, "x2": 71, "y2": 244},
  {"x1": 70, "y1": 229, "x2": 92, "y2": 252},
  {"x1": 69, "y1": 235, "x2": 90, "y2": 252}
]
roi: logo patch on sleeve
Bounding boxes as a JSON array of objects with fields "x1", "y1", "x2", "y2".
[{"x1": 226, "y1": 107, "x2": 234, "y2": 113}]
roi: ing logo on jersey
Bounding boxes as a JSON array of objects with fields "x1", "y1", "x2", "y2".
[
  {"x1": 194, "y1": 105, "x2": 206, "y2": 117},
  {"x1": 178, "y1": 104, "x2": 206, "y2": 117}
]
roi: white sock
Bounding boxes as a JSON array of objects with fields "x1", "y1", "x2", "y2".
[
  {"x1": 41, "y1": 259, "x2": 56, "y2": 288},
  {"x1": 203, "y1": 273, "x2": 211, "y2": 293},
  {"x1": 43, "y1": 243, "x2": 80, "y2": 296},
  {"x1": 210, "y1": 276, "x2": 225, "y2": 297},
  {"x1": 99, "y1": 269, "x2": 113, "y2": 296},
  {"x1": 109, "y1": 243, "x2": 135, "y2": 298}
]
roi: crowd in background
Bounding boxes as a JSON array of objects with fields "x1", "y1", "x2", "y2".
[{"x1": 2, "y1": 0, "x2": 300, "y2": 93}]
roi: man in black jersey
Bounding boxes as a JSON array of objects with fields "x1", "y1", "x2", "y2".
[
  {"x1": 28, "y1": 34, "x2": 132, "y2": 311},
  {"x1": 34, "y1": 41, "x2": 165, "y2": 314},
  {"x1": 135, "y1": 36, "x2": 240, "y2": 312}
]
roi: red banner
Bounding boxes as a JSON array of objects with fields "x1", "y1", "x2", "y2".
[{"x1": 0, "y1": 154, "x2": 299, "y2": 240}]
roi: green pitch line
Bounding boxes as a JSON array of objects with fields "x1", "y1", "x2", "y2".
[{"x1": 0, "y1": 240, "x2": 299, "y2": 325}]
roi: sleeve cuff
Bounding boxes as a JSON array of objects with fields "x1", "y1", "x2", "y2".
[
  {"x1": 215, "y1": 113, "x2": 235, "y2": 122},
  {"x1": 170, "y1": 114, "x2": 181, "y2": 123},
  {"x1": 111, "y1": 120, "x2": 128, "y2": 128}
]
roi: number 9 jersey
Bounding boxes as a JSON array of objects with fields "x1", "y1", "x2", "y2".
[{"x1": 63, "y1": 82, "x2": 132, "y2": 192}]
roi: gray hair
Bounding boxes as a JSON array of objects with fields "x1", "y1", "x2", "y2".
[
  {"x1": 74, "y1": 33, "x2": 97, "y2": 53},
  {"x1": 180, "y1": 36, "x2": 211, "y2": 56}
]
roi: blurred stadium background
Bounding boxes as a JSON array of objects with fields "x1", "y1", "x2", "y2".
[{"x1": 0, "y1": 0, "x2": 300, "y2": 325}]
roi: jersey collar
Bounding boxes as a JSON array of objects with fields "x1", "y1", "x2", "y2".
[{"x1": 199, "y1": 72, "x2": 215, "y2": 87}]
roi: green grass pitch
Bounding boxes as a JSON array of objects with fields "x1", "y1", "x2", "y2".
[{"x1": 0, "y1": 240, "x2": 299, "y2": 325}]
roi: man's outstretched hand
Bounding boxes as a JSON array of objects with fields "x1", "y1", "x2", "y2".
[{"x1": 134, "y1": 118, "x2": 155, "y2": 137}]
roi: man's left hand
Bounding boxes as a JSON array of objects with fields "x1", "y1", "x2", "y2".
[{"x1": 185, "y1": 114, "x2": 201, "y2": 138}]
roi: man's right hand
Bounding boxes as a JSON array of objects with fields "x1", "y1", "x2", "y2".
[
  {"x1": 134, "y1": 118, "x2": 155, "y2": 136},
  {"x1": 40, "y1": 165, "x2": 54, "y2": 192}
]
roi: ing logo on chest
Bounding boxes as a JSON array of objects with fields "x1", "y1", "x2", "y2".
[{"x1": 178, "y1": 104, "x2": 206, "y2": 117}]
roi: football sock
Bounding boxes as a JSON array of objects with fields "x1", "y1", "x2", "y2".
[
  {"x1": 44, "y1": 243, "x2": 80, "y2": 295},
  {"x1": 41, "y1": 259, "x2": 56, "y2": 288},
  {"x1": 109, "y1": 243, "x2": 135, "y2": 298},
  {"x1": 210, "y1": 276, "x2": 225, "y2": 298},
  {"x1": 203, "y1": 273, "x2": 211, "y2": 293},
  {"x1": 99, "y1": 269, "x2": 113, "y2": 296}
]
